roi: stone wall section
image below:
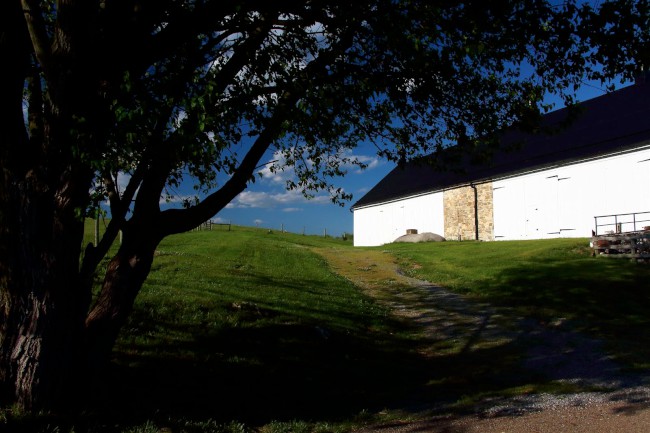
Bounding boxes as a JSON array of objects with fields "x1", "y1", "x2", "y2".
[{"x1": 443, "y1": 182, "x2": 494, "y2": 241}]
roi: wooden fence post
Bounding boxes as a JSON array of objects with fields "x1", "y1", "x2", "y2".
[{"x1": 94, "y1": 210, "x2": 100, "y2": 247}]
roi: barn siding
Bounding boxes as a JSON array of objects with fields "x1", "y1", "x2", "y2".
[
  {"x1": 354, "y1": 146, "x2": 650, "y2": 245},
  {"x1": 492, "y1": 147, "x2": 650, "y2": 240},
  {"x1": 353, "y1": 192, "x2": 444, "y2": 246},
  {"x1": 353, "y1": 83, "x2": 650, "y2": 245}
]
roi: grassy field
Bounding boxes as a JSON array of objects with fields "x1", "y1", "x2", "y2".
[
  {"x1": 81, "y1": 227, "x2": 426, "y2": 433},
  {"x1": 385, "y1": 238, "x2": 650, "y2": 370},
  {"x1": 4, "y1": 226, "x2": 650, "y2": 432}
]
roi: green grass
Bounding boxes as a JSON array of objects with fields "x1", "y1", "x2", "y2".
[
  {"x1": 91, "y1": 227, "x2": 424, "y2": 431},
  {"x1": 384, "y1": 238, "x2": 650, "y2": 369},
  {"x1": 5, "y1": 228, "x2": 650, "y2": 432}
]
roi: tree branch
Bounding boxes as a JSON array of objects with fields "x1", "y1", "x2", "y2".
[
  {"x1": 159, "y1": 91, "x2": 299, "y2": 235},
  {"x1": 20, "y1": 0, "x2": 52, "y2": 82},
  {"x1": 79, "y1": 161, "x2": 147, "y2": 291},
  {"x1": 102, "y1": 171, "x2": 121, "y2": 214},
  {"x1": 210, "y1": 15, "x2": 276, "y2": 95},
  {"x1": 158, "y1": 21, "x2": 358, "y2": 234}
]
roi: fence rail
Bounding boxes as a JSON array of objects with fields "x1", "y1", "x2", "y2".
[
  {"x1": 190, "y1": 220, "x2": 350, "y2": 240},
  {"x1": 593, "y1": 211, "x2": 650, "y2": 236},
  {"x1": 193, "y1": 220, "x2": 231, "y2": 231}
]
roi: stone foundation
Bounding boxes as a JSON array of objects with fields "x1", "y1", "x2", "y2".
[{"x1": 443, "y1": 183, "x2": 494, "y2": 241}]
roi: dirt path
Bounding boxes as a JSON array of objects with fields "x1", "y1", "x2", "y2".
[
  {"x1": 360, "y1": 401, "x2": 650, "y2": 433},
  {"x1": 314, "y1": 247, "x2": 650, "y2": 432}
]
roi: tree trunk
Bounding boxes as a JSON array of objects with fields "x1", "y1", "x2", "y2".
[
  {"x1": 84, "y1": 221, "x2": 160, "y2": 374},
  {"x1": 2, "y1": 289, "x2": 85, "y2": 410},
  {"x1": 0, "y1": 194, "x2": 161, "y2": 411},
  {"x1": 0, "y1": 180, "x2": 89, "y2": 410},
  {"x1": 1, "y1": 0, "x2": 160, "y2": 412}
]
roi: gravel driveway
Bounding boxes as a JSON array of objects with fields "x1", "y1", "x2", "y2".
[
  {"x1": 358, "y1": 273, "x2": 650, "y2": 432},
  {"x1": 360, "y1": 400, "x2": 650, "y2": 432}
]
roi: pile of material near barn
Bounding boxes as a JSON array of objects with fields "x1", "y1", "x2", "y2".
[{"x1": 592, "y1": 229, "x2": 650, "y2": 261}]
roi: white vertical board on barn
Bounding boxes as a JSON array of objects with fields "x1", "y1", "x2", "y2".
[
  {"x1": 353, "y1": 191, "x2": 445, "y2": 246},
  {"x1": 492, "y1": 182, "x2": 525, "y2": 239},
  {"x1": 493, "y1": 146, "x2": 650, "y2": 240}
]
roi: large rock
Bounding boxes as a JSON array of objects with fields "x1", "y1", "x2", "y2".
[{"x1": 393, "y1": 232, "x2": 446, "y2": 243}]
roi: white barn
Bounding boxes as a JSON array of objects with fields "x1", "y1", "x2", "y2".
[{"x1": 352, "y1": 81, "x2": 650, "y2": 247}]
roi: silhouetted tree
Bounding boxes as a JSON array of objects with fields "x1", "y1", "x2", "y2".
[{"x1": 0, "y1": 0, "x2": 646, "y2": 410}]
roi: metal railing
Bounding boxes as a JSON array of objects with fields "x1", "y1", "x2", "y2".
[{"x1": 594, "y1": 211, "x2": 650, "y2": 236}]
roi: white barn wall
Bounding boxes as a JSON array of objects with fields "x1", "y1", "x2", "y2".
[
  {"x1": 353, "y1": 192, "x2": 444, "y2": 246},
  {"x1": 493, "y1": 147, "x2": 650, "y2": 240}
]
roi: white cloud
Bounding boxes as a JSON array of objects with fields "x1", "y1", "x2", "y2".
[
  {"x1": 354, "y1": 154, "x2": 384, "y2": 171},
  {"x1": 258, "y1": 164, "x2": 294, "y2": 185},
  {"x1": 253, "y1": 219, "x2": 263, "y2": 226},
  {"x1": 159, "y1": 194, "x2": 196, "y2": 206},
  {"x1": 257, "y1": 150, "x2": 295, "y2": 185},
  {"x1": 115, "y1": 172, "x2": 132, "y2": 192},
  {"x1": 282, "y1": 207, "x2": 303, "y2": 213},
  {"x1": 340, "y1": 150, "x2": 385, "y2": 174},
  {"x1": 257, "y1": 149, "x2": 385, "y2": 185},
  {"x1": 227, "y1": 189, "x2": 329, "y2": 209}
]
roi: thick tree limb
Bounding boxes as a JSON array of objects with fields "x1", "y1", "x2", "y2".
[
  {"x1": 158, "y1": 24, "x2": 356, "y2": 234},
  {"x1": 20, "y1": 0, "x2": 52, "y2": 83},
  {"x1": 159, "y1": 91, "x2": 299, "y2": 235}
]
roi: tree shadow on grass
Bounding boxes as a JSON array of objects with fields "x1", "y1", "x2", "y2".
[
  {"x1": 85, "y1": 284, "x2": 543, "y2": 431},
  {"x1": 88, "y1": 257, "x2": 650, "y2": 430},
  {"x1": 94, "y1": 300, "x2": 610, "y2": 430},
  {"x1": 93, "y1": 319, "x2": 432, "y2": 429},
  {"x1": 77, "y1": 267, "x2": 440, "y2": 430},
  {"x1": 11, "y1": 255, "x2": 650, "y2": 431},
  {"x1": 483, "y1": 257, "x2": 650, "y2": 369}
]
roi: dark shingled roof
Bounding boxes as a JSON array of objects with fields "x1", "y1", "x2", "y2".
[{"x1": 352, "y1": 81, "x2": 650, "y2": 209}]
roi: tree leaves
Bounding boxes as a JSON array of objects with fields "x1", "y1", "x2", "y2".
[
  {"x1": 14, "y1": 0, "x2": 647, "y2": 251},
  {"x1": 3, "y1": 1, "x2": 646, "y2": 410}
]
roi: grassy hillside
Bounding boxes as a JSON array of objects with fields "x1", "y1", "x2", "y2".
[
  {"x1": 5, "y1": 226, "x2": 650, "y2": 432},
  {"x1": 384, "y1": 238, "x2": 650, "y2": 370},
  {"x1": 92, "y1": 227, "x2": 425, "y2": 432}
]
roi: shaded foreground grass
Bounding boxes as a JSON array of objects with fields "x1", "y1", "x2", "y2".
[
  {"x1": 107, "y1": 229, "x2": 424, "y2": 427},
  {"x1": 1, "y1": 227, "x2": 427, "y2": 432},
  {"x1": 3, "y1": 230, "x2": 650, "y2": 432},
  {"x1": 385, "y1": 239, "x2": 650, "y2": 370}
]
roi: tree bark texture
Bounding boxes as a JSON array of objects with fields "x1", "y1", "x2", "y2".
[
  {"x1": 0, "y1": 178, "x2": 89, "y2": 410},
  {"x1": 1, "y1": 1, "x2": 97, "y2": 409}
]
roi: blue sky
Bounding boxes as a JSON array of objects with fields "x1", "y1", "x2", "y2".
[
  {"x1": 220, "y1": 85, "x2": 630, "y2": 236},
  {"x1": 209, "y1": 144, "x2": 391, "y2": 237},
  {"x1": 153, "y1": 78, "x2": 631, "y2": 238},
  {"x1": 107, "y1": 142, "x2": 388, "y2": 237}
]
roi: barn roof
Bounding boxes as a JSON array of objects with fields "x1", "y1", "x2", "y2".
[{"x1": 352, "y1": 81, "x2": 650, "y2": 210}]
